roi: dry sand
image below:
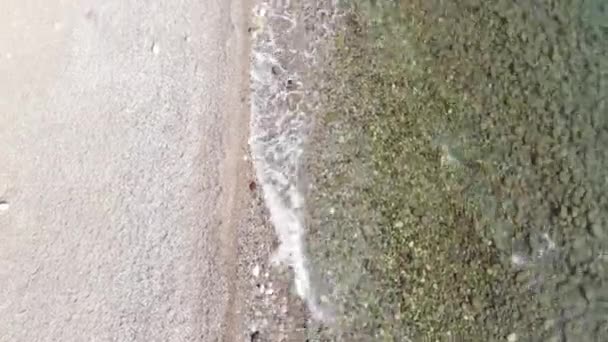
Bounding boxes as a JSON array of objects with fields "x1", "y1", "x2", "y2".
[{"x1": 0, "y1": 0, "x2": 286, "y2": 341}]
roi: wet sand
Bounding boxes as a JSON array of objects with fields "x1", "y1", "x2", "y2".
[{"x1": 0, "y1": 0, "x2": 258, "y2": 340}]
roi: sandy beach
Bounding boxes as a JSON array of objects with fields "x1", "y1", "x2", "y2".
[{"x1": 0, "y1": 0, "x2": 269, "y2": 340}]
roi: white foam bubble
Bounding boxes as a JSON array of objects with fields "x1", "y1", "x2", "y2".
[{"x1": 248, "y1": 0, "x2": 338, "y2": 321}]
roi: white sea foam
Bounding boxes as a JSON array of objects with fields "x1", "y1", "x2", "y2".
[{"x1": 249, "y1": 0, "x2": 338, "y2": 321}]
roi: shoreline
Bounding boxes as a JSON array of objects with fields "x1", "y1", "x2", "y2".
[
  {"x1": 236, "y1": 0, "x2": 350, "y2": 340},
  {"x1": 216, "y1": 0, "x2": 252, "y2": 339},
  {"x1": 225, "y1": 0, "x2": 314, "y2": 340}
]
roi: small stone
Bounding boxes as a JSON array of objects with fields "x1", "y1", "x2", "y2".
[
  {"x1": 559, "y1": 205, "x2": 568, "y2": 219},
  {"x1": 394, "y1": 221, "x2": 404, "y2": 228},
  {"x1": 587, "y1": 208, "x2": 599, "y2": 223},
  {"x1": 559, "y1": 170, "x2": 569, "y2": 183},
  {"x1": 515, "y1": 271, "x2": 528, "y2": 283},
  {"x1": 507, "y1": 332, "x2": 518, "y2": 342},
  {"x1": 471, "y1": 297, "x2": 483, "y2": 310},
  {"x1": 0, "y1": 201, "x2": 9, "y2": 212},
  {"x1": 151, "y1": 42, "x2": 160, "y2": 55},
  {"x1": 591, "y1": 223, "x2": 605, "y2": 238},
  {"x1": 252, "y1": 265, "x2": 260, "y2": 278},
  {"x1": 250, "y1": 330, "x2": 261, "y2": 342},
  {"x1": 286, "y1": 79, "x2": 296, "y2": 90},
  {"x1": 543, "y1": 319, "x2": 555, "y2": 331},
  {"x1": 511, "y1": 253, "x2": 528, "y2": 267},
  {"x1": 421, "y1": 215, "x2": 432, "y2": 226}
]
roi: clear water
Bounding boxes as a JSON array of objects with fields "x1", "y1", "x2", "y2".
[{"x1": 249, "y1": 0, "x2": 339, "y2": 321}]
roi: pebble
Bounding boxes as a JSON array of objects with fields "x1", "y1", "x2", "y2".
[
  {"x1": 0, "y1": 201, "x2": 9, "y2": 212},
  {"x1": 591, "y1": 222, "x2": 605, "y2": 238},
  {"x1": 507, "y1": 332, "x2": 518, "y2": 342},
  {"x1": 511, "y1": 253, "x2": 528, "y2": 267},
  {"x1": 252, "y1": 265, "x2": 260, "y2": 278},
  {"x1": 151, "y1": 42, "x2": 160, "y2": 55}
]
